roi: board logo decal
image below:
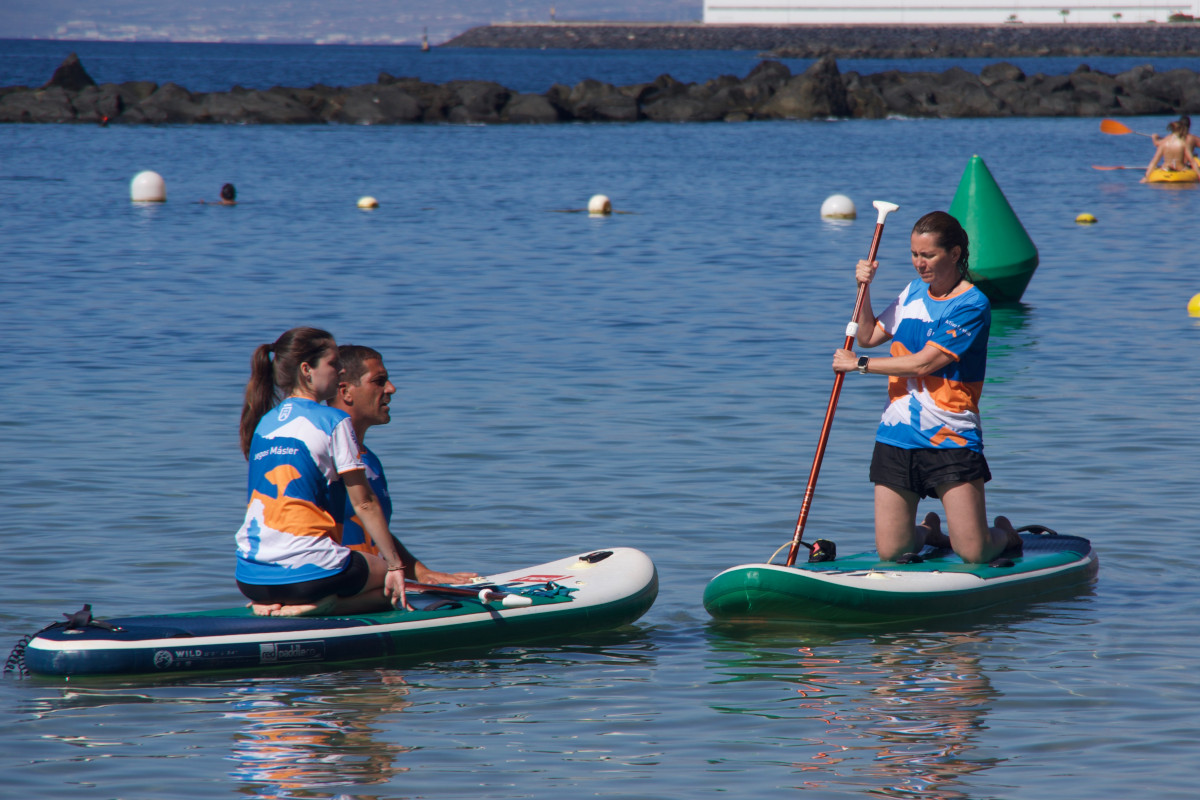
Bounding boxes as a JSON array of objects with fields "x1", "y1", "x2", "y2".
[{"x1": 260, "y1": 640, "x2": 326, "y2": 664}]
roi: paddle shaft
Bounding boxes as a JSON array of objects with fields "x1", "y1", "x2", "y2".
[
  {"x1": 406, "y1": 580, "x2": 498, "y2": 598},
  {"x1": 1091, "y1": 165, "x2": 1143, "y2": 170},
  {"x1": 784, "y1": 203, "x2": 898, "y2": 567}
]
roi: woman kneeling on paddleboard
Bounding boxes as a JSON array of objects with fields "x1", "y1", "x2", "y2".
[
  {"x1": 235, "y1": 326, "x2": 410, "y2": 616},
  {"x1": 832, "y1": 211, "x2": 1022, "y2": 564}
]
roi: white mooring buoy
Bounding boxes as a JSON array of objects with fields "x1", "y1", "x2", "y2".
[
  {"x1": 587, "y1": 194, "x2": 612, "y2": 216},
  {"x1": 820, "y1": 194, "x2": 856, "y2": 219},
  {"x1": 130, "y1": 170, "x2": 166, "y2": 202}
]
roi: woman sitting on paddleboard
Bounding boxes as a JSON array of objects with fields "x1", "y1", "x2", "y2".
[
  {"x1": 1144, "y1": 120, "x2": 1198, "y2": 181},
  {"x1": 832, "y1": 211, "x2": 1022, "y2": 564},
  {"x1": 235, "y1": 326, "x2": 410, "y2": 616}
]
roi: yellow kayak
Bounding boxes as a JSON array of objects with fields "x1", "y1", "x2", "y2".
[{"x1": 1147, "y1": 168, "x2": 1199, "y2": 183}]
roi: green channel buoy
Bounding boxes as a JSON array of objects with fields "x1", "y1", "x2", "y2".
[{"x1": 949, "y1": 155, "x2": 1039, "y2": 303}]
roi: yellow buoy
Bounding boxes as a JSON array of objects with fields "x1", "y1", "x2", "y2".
[
  {"x1": 1075, "y1": 213, "x2": 1097, "y2": 225},
  {"x1": 587, "y1": 194, "x2": 612, "y2": 216},
  {"x1": 130, "y1": 170, "x2": 166, "y2": 202},
  {"x1": 820, "y1": 194, "x2": 856, "y2": 219},
  {"x1": 1188, "y1": 292, "x2": 1200, "y2": 318},
  {"x1": 357, "y1": 196, "x2": 379, "y2": 209}
]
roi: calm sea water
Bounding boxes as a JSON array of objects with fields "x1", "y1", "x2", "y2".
[{"x1": 2, "y1": 40, "x2": 1198, "y2": 800}]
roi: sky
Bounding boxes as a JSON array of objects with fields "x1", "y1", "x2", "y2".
[{"x1": 0, "y1": 1, "x2": 701, "y2": 46}]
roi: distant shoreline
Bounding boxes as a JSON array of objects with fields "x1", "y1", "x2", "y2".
[{"x1": 443, "y1": 22, "x2": 1200, "y2": 58}]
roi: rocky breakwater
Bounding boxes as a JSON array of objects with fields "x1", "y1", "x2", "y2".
[
  {"x1": 445, "y1": 23, "x2": 1200, "y2": 58},
  {"x1": 3, "y1": 52, "x2": 1199, "y2": 125}
]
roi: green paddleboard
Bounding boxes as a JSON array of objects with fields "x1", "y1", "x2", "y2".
[{"x1": 704, "y1": 531, "x2": 1096, "y2": 624}]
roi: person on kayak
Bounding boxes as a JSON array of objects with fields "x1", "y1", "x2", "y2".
[
  {"x1": 1144, "y1": 120, "x2": 1198, "y2": 181},
  {"x1": 235, "y1": 327, "x2": 411, "y2": 616},
  {"x1": 832, "y1": 211, "x2": 1022, "y2": 564},
  {"x1": 1151, "y1": 115, "x2": 1200, "y2": 157},
  {"x1": 329, "y1": 343, "x2": 476, "y2": 585}
]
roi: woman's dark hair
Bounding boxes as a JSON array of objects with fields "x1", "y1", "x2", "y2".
[
  {"x1": 240, "y1": 327, "x2": 335, "y2": 458},
  {"x1": 912, "y1": 210, "x2": 970, "y2": 280},
  {"x1": 220, "y1": 183, "x2": 236, "y2": 201}
]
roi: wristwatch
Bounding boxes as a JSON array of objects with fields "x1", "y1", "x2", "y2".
[{"x1": 857, "y1": 356, "x2": 870, "y2": 374}]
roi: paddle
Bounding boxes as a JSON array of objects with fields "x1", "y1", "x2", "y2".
[
  {"x1": 1099, "y1": 119, "x2": 1154, "y2": 138},
  {"x1": 784, "y1": 200, "x2": 900, "y2": 568},
  {"x1": 1091, "y1": 165, "x2": 1143, "y2": 171},
  {"x1": 406, "y1": 580, "x2": 534, "y2": 608}
]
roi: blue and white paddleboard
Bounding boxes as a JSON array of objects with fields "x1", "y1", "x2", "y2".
[{"x1": 13, "y1": 547, "x2": 658, "y2": 678}]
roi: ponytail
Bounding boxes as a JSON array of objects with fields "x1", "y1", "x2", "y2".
[{"x1": 239, "y1": 327, "x2": 335, "y2": 458}]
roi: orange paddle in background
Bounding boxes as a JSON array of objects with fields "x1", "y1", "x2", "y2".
[{"x1": 1100, "y1": 119, "x2": 1154, "y2": 137}]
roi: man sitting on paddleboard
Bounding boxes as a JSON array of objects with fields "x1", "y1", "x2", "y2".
[
  {"x1": 831, "y1": 211, "x2": 1022, "y2": 564},
  {"x1": 236, "y1": 327, "x2": 416, "y2": 617},
  {"x1": 330, "y1": 344, "x2": 476, "y2": 586}
]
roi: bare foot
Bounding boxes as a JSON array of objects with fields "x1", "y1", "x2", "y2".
[
  {"x1": 994, "y1": 515, "x2": 1022, "y2": 552},
  {"x1": 919, "y1": 511, "x2": 953, "y2": 549},
  {"x1": 251, "y1": 595, "x2": 337, "y2": 617}
]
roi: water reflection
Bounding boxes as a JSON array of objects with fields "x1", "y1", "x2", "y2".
[
  {"x1": 707, "y1": 627, "x2": 1006, "y2": 799},
  {"x1": 226, "y1": 670, "x2": 413, "y2": 800}
]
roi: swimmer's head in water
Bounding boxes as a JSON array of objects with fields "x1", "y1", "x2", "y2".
[{"x1": 221, "y1": 183, "x2": 236, "y2": 201}]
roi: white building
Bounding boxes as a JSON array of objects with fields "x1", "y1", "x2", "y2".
[{"x1": 703, "y1": 0, "x2": 1199, "y2": 25}]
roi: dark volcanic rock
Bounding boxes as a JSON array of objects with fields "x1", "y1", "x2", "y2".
[
  {"x1": 44, "y1": 53, "x2": 95, "y2": 92},
  {"x1": 332, "y1": 85, "x2": 423, "y2": 124},
  {"x1": 0, "y1": 87, "x2": 76, "y2": 122},
  {"x1": 758, "y1": 56, "x2": 850, "y2": 119},
  {"x1": 4, "y1": 52, "x2": 1200, "y2": 126},
  {"x1": 446, "y1": 80, "x2": 511, "y2": 123},
  {"x1": 72, "y1": 84, "x2": 125, "y2": 122},
  {"x1": 444, "y1": 23, "x2": 1200, "y2": 59},
  {"x1": 502, "y1": 93, "x2": 562, "y2": 123},
  {"x1": 200, "y1": 87, "x2": 323, "y2": 124},
  {"x1": 124, "y1": 83, "x2": 203, "y2": 123},
  {"x1": 560, "y1": 79, "x2": 641, "y2": 122}
]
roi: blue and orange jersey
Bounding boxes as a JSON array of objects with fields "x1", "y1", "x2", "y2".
[
  {"x1": 235, "y1": 397, "x2": 364, "y2": 585},
  {"x1": 873, "y1": 279, "x2": 990, "y2": 451},
  {"x1": 339, "y1": 445, "x2": 392, "y2": 555}
]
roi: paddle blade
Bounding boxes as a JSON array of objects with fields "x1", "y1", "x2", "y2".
[{"x1": 1100, "y1": 119, "x2": 1133, "y2": 135}]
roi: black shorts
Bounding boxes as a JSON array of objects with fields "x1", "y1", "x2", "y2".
[
  {"x1": 869, "y1": 441, "x2": 991, "y2": 499},
  {"x1": 238, "y1": 551, "x2": 371, "y2": 605}
]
